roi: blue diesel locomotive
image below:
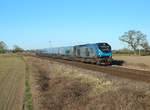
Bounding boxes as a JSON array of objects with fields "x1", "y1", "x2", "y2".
[{"x1": 37, "y1": 43, "x2": 112, "y2": 65}]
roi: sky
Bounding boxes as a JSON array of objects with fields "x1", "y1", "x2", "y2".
[{"x1": 0, "y1": 0, "x2": 150, "y2": 50}]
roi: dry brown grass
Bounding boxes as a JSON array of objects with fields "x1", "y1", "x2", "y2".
[{"x1": 25, "y1": 56, "x2": 150, "y2": 110}]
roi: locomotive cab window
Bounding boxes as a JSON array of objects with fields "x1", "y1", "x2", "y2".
[{"x1": 97, "y1": 43, "x2": 111, "y2": 53}]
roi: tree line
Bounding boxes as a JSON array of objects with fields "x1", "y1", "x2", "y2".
[
  {"x1": 1, "y1": 30, "x2": 150, "y2": 55},
  {"x1": 0, "y1": 41, "x2": 24, "y2": 53}
]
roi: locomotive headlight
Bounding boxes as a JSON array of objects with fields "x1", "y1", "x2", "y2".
[{"x1": 97, "y1": 55, "x2": 101, "y2": 57}]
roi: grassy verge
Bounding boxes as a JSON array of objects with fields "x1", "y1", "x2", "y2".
[{"x1": 20, "y1": 56, "x2": 33, "y2": 110}]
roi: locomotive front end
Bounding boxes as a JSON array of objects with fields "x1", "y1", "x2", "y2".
[{"x1": 96, "y1": 43, "x2": 112, "y2": 65}]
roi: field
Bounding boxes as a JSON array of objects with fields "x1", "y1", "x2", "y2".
[
  {"x1": 113, "y1": 56, "x2": 150, "y2": 70},
  {"x1": 0, "y1": 54, "x2": 25, "y2": 110},
  {"x1": 0, "y1": 53, "x2": 150, "y2": 110},
  {"x1": 25, "y1": 56, "x2": 150, "y2": 110}
]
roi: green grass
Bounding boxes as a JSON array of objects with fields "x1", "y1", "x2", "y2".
[{"x1": 20, "y1": 56, "x2": 33, "y2": 110}]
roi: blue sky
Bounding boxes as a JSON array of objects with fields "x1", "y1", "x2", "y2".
[{"x1": 0, "y1": 0, "x2": 150, "y2": 50}]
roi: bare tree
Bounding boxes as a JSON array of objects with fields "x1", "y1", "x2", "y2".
[
  {"x1": 119, "y1": 30, "x2": 147, "y2": 55},
  {"x1": 0, "y1": 41, "x2": 8, "y2": 53}
]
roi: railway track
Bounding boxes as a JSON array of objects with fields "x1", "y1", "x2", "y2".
[{"x1": 31, "y1": 55, "x2": 150, "y2": 83}]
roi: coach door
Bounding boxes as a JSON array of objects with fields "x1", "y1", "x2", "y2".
[
  {"x1": 77, "y1": 48, "x2": 81, "y2": 57},
  {"x1": 85, "y1": 48, "x2": 90, "y2": 57},
  {"x1": 73, "y1": 46, "x2": 77, "y2": 56}
]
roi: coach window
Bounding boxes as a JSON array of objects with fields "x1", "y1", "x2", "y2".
[{"x1": 65, "y1": 50, "x2": 70, "y2": 54}]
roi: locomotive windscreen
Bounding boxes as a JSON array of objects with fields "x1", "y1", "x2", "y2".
[{"x1": 97, "y1": 43, "x2": 111, "y2": 53}]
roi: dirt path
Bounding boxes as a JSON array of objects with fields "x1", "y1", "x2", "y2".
[
  {"x1": 0, "y1": 54, "x2": 25, "y2": 110},
  {"x1": 37, "y1": 56, "x2": 150, "y2": 83}
]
